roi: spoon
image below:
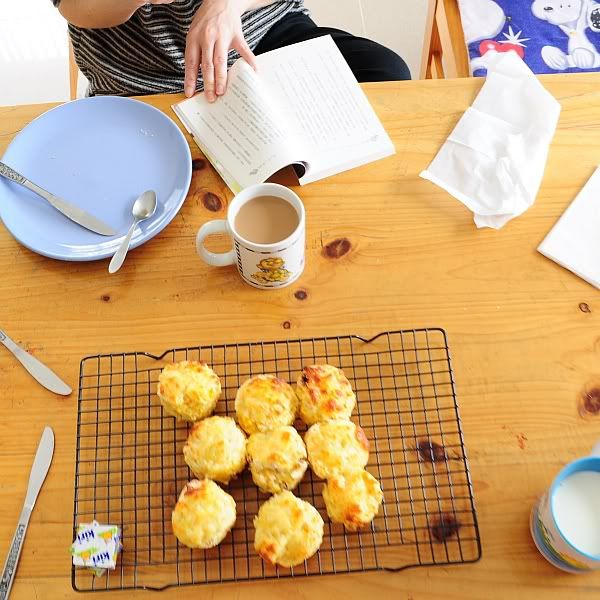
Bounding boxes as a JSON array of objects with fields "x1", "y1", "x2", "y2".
[{"x1": 108, "y1": 190, "x2": 157, "y2": 274}]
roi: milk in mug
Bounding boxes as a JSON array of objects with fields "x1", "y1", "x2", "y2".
[{"x1": 531, "y1": 447, "x2": 600, "y2": 572}]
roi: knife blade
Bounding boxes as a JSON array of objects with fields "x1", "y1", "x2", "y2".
[
  {"x1": 0, "y1": 161, "x2": 117, "y2": 237},
  {"x1": 0, "y1": 427, "x2": 54, "y2": 600},
  {"x1": 0, "y1": 329, "x2": 71, "y2": 396}
]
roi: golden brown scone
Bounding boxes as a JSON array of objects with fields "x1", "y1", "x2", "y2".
[
  {"x1": 322, "y1": 470, "x2": 383, "y2": 531},
  {"x1": 235, "y1": 374, "x2": 298, "y2": 435},
  {"x1": 171, "y1": 479, "x2": 236, "y2": 548},
  {"x1": 183, "y1": 416, "x2": 247, "y2": 484},
  {"x1": 247, "y1": 426, "x2": 308, "y2": 494},
  {"x1": 296, "y1": 365, "x2": 356, "y2": 425},
  {"x1": 254, "y1": 491, "x2": 324, "y2": 567},
  {"x1": 157, "y1": 361, "x2": 221, "y2": 422},
  {"x1": 305, "y1": 420, "x2": 369, "y2": 479}
]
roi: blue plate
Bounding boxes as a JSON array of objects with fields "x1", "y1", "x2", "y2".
[{"x1": 0, "y1": 96, "x2": 192, "y2": 261}]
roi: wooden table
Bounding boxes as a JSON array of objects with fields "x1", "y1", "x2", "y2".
[{"x1": 1, "y1": 75, "x2": 600, "y2": 599}]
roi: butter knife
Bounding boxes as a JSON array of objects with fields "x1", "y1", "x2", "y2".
[
  {"x1": 0, "y1": 329, "x2": 71, "y2": 396},
  {"x1": 0, "y1": 161, "x2": 117, "y2": 236},
  {"x1": 0, "y1": 426, "x2": 54, "y2": 600}
]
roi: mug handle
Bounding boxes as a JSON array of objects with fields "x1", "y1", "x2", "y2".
[{"x1": 196, "y1": 220, "x2": 236, "y2": 267}]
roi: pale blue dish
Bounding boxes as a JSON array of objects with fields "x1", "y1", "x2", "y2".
[{"x1": 0, "y1": 96, "x2": 192, "y2": 261}]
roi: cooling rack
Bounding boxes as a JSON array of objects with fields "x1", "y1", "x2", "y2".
[{"x1": 72, "y1": 328, "x2": 481, "y2": 591}]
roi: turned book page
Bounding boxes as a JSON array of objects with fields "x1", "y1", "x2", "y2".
[
  {"x1": 255, "y1": 34, "x2": 395, "y2": 184},
  {"x1": 173, "y1": 59, "x2": 307, "y2": 192}
]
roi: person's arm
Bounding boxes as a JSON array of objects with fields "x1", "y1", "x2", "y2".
[
  {"x1": 56, "y1": 0, "x2": 174, "y2": 29},
  {"x1": 184, "y1": 0, "x2": 282, "y2": 101}
]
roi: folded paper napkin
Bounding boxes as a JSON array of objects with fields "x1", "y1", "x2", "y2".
[
  {"x1": 421, "y1": 51, "x2": 561, "y2": 229},
  {"x1": 538, "y1": 167, "x2": 600, "y2": 290}
]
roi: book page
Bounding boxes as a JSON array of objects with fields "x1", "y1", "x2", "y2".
[
  {"x1": 173, "y1": 60, "x2": 307, "y2": 192},
  {"x1": 255, "y1": 35, "x2": 395, "y2": 184}
]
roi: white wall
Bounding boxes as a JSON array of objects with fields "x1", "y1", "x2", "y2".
[
  {"x1": 0, "y1": 0, "x2": 69, "y2": 105},
  {"x1": 0, "y1": 0, "x2": 428, "y2": 106}
]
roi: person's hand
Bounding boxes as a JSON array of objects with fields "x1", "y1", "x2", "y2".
[{"x1": 184, "y1": 0, "x2": 258, "y2": 102}]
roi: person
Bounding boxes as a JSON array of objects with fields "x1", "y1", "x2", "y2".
[{"x1": 52, "y1": 0, "x2": 411, "y2": 101}]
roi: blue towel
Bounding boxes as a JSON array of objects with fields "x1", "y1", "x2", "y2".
[{"x1": 459, "y1": 0, "x2": 600, "y2": 75}]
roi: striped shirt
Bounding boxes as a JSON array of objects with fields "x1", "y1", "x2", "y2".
[{"x1": 52, "y1": 1, "x2": 307, "y2": 96}]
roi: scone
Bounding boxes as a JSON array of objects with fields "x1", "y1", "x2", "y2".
[
  {"x1": 305, "y1": 420, "x2": 369, "y2": 479},
  {"x1": 322, "y1": 470, "x2": 383, "y2": 531},
  {"x1": 158, "y1": 361, "x2": 221, "y2": 422},
  {"x1": 296, "y1": 365, "x2": 356, "y2": 425},
  {"x1": 171, "y1": 479, "x2": 236, "y2": 548},
  {"x1": 254, "y1": 491, "x2": 324, "y2": 567},
  {"x1": 183, "y1": 416, "x2": 247, "y2": 484},
  {"x1": 235, "y1": 374, "x2": 298, "y2": 435},
  {"x1": 247, "y1": 426, "x2": 308, "y2": 493}
]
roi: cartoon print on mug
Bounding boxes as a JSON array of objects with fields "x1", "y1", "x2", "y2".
[{"x1": 251, "y1": 257, "x2": 292, "y2": 285}]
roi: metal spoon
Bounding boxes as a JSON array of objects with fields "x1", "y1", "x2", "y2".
[{"x1": 108, "y1": 190, "x2": 157, "y2": 274}]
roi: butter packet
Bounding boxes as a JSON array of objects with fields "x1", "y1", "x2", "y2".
[{"x1": 70, "y1": 521, "x2": 122, "y2": 577}]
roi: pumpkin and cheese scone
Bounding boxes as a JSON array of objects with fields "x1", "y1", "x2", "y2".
[
  {"x1": 322, "y1": 470, "x2": 383, "y2": 531},
  {"x1": 157, "y1": 361, "x2": 221, "y2": 422},
  {"x1": 295, "y1": 365, "x2": 356, "y2": 425},
  {"x1": 254, "y1": 491, "x2": 324, "y2": 567},
  {"x1": 235, "y1": 374, "x2": 298, "y2": 435},
  {"x1": 183, "y1": 416, "x2": 247, "y2": 484},
  {"x1": 171, "y1": 479, "x2": 236, "y2": 549},
  {"x1": 247, "y1": 426, "x2": 308, "y2": 494},
  {"x1": 305, "y1": 420, "x2": 369, "y2": 479}
]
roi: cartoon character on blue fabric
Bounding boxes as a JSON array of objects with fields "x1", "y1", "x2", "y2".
[
  {"x1": 465, "y1": 1, "x2": 530, "y2": 74},
  {"x1": 532, "y1": 0, "x2": 600, "y2": 69}
]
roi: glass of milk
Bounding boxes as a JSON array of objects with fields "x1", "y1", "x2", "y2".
[{"x1": 530, "y1": 441, "x2": 600, "y2": 572}]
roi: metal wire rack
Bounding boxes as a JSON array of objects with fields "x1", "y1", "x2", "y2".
[{"x1": 72, "y1": 328, "x2": 481, "y2": 592}]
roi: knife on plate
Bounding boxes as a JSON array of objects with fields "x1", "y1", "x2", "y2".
[
  {"x1": 0, "y1": 161, "x2": 117, "y2": 236},
  {"x1": 0, "y1": 329, "x2": 71, "y2": 396},
  {"x1": 0, "y1": 426, "x2": 54, "y2": 600}
]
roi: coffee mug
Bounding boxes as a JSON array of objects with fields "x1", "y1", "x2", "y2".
[
  {"x1": 196, "y1": 183, "x2": 305, "y2": 290},
  {"x1": 530, "y1": 441, "x2": 600, "y2": 572}
]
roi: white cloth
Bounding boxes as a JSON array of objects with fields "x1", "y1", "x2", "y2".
[
  {"x1": 538, "y1": 167, "x2": 600, "y2": 290},
  {"x1": 420, "y1": 51, "x2": 561, "y2": 229}
]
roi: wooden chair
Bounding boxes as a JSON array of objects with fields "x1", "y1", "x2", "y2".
[{"x1": 422, "y1": 0, "x2": 470, "y2": 79}]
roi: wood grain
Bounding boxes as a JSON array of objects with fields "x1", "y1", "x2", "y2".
[{"x1": 1, "y1": 76, "x2": 600, "y2": 599}]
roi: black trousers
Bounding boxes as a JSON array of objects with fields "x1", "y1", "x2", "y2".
[{"x1": 255, "y1": 12, "x2": 411, "y2": 82}]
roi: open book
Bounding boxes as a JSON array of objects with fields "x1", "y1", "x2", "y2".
[{"x1": 173, "y1": 35, "x2": 395, "y2": 193}]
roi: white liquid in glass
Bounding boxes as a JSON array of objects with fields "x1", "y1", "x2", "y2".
[{"x1": 552, "y1": 470, "x2": 600, "y2": 557}]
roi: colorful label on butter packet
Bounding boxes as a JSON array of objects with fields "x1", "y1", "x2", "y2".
[{"x1": 70, "y1": 521, "x2": 122, "y2": 576}]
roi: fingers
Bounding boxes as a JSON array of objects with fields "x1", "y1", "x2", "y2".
[
  {"x1": 184, "y1": 27, "x2": 253, "y2": 102},
  {"x1": 213, "y1": 39, "x2": 230, "y2": 98},
  {"x1": 184, "y1": 38, "x2": 201, "y2": 98},
  {"x1": 234, "y1": 35, "x2": 258, "y2": 71},
  {"x1": 201, "y1": 41, "x2": 216, "y2": 102}
]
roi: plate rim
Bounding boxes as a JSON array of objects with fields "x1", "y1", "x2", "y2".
[{"x1": 0, "y1": 95, "x2": 192, "y2": 262}]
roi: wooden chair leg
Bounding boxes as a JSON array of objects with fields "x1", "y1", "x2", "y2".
[
  {"x1": 435, "y1": 0, "x2": 470, "y2": 78},
  {"x1": 421, "y1": 0, "x2": 437, "y2": 79},
  {"x1": 68, "y1": 37, "x2": 78, "y2": 100},
  {"x1": 427, "y1": 12, "x2": 445, "y2": 79}
]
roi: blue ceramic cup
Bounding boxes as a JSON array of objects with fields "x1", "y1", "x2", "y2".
[{"x1": 530, "y1": 442, "x2": 600, "y2": 572}]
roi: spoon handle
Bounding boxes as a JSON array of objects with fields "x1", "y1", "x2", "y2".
[{"x1": 108, "y1": 218, "x2": 139, "y2": 274}]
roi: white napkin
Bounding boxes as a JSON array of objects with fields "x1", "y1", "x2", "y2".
[
  {"x1": 538, "y1": 167, "x2": 600, "y2": 290},
  {"x1": 420, "y1": 51, "x2": 561, "y2": 229}
]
